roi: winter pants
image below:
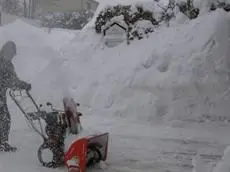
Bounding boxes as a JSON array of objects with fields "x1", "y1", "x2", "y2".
[{"x1": 0, "y1": 103, "x2": 10, "y2": 143}]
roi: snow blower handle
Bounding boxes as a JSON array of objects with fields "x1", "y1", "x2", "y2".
[
  {"x1": 25, "y1": 90, "x2": 42, "y2": 112},
  {"x1": 9, "y1": 89, "x2": 41, "y2": 112},
  {"x1": 9, "y1": 89, "x2": 47, "y2": 140}
]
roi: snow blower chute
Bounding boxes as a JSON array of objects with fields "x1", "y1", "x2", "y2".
[{"x1": 9, "y1": 90, "x2": 109, "y2": 171}]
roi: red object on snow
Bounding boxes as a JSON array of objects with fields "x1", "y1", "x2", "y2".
[{"x1": 65, "y1": 133, "x2": 109, "y2": 172}]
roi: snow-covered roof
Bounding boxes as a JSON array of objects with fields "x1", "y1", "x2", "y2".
[
  {"x1": 103, "y1": 22, "x2": 127, "y2": 36},
  {"x1": 101, "y1": 15, "x2": 128, "y2": 34}
]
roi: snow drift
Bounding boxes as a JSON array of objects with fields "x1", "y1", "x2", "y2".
[
  {"x1": 131, "y1": 9, "x2": 230, "y2": 123},
  {"x1": 2, "y1": 8, "x2": 230, "y2": 126},
  {"x1": 60, "y1": 8, "x2": 230, "y2": 124}
]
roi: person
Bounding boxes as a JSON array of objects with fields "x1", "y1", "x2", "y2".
[{"x1": 0, "y1": 41, "x2": 31, "y2": 152}]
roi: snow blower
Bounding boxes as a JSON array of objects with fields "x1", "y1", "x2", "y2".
[{"x1": 9, "y1": 90, "x2": 109, "y2": 171}]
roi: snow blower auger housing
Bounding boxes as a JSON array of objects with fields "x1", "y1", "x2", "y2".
[
  {"x1": 65, "y1": 132, "x2": 109, "y2": 172},
  {"x1": 9, "y1": 90, "x2": 109, "y2": 171}
]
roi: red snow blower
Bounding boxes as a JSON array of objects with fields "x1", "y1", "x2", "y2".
[{"x1": 9, "y1": 90, "x2": 109, "y2": 171}]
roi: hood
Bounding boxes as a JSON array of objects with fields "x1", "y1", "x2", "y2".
[{"x1": 0, "y1": 41, "x2": 17, "y2": 61}]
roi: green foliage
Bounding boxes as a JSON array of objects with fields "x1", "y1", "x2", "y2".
[
  {"x1": 210, "y1": 1, "x2": 230, "y2": 12},
  {"x1": 176, "y1": 0, "x2": 199, "y2": 19},
  {"x1": 131, "y1": 6, "x2": 158, "y2": 25},
  {"x1": 158, "y1": 0, "x2": 176, "y2": 27},
  {"x1": 95, "y1": 4, "x2": 157, "y2": 34},
  {"x1": 94, "y1": 0, "x2": 205, "y2": 44}
]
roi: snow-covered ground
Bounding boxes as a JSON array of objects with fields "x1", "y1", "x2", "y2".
[{"x1": 1, "y1": 0, "x2": 230, "y2": 172}]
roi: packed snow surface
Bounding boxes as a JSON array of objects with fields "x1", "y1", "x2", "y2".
[{"x1": 1, "y1": 0, "x2": 230, "y2": 172}]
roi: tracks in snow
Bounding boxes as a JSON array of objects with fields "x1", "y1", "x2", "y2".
[
  {"x1": 4, "y1": 122, "x2": 230, "y2": 172},
  {"x1": 101, "y1": 134, "x2": 226, "y2": 172}
]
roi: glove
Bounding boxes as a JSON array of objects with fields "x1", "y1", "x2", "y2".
[
  {"x1": 25, "y1": 83, "x2": 32, "y2": 91},
  {"x1": 20, "y1": 82, "x2": 31, "y2": 91}
]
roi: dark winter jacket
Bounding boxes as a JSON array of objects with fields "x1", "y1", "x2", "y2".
[{"x1": 0, "y1": 41, "x2": 30, "y2": 105}]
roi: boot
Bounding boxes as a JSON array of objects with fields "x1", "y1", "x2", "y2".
[{"x1": 0, "y1": 142, "x2": 17, "y2": 152}]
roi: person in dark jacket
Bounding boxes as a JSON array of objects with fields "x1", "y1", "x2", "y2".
[{"x1": 0, "y1": 41, "x2": 31, "y2": 152}]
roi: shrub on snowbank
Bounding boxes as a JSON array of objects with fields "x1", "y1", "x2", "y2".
[
  {"x1": 176, "y1": 0, "x2": 200, "y2": 19},
  {"x1": 40, "y1": 10, "x2": 94, "y2": 30},
  {"x1": 95, "y1": 5, "x2": 157, "y2": 33},
  {"x1": 94, "y1": 0, "x2": 230, "y2": 44},
  {"x1": 95, "y1": 4, "x2": 157, "y2": 40},
  {"x1": 210, "y1": 1, "x2": 230, "y2": 12},
  {"x1": 94, "y1": 0, "x2": 201, "y2": 42}
]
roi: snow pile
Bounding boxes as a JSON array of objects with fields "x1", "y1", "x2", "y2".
[
  {"x1": 5, "y1": 2, "x2": 230, "y2": 126},
  {"x1": 130, "y1": 20, "x2": 154, "y2": 39},
  {"x1": 59, "y1": 8, "x2": 230, "y2": 124},
  {"x1": 130, "y1": 10, "x2": 230, "y2": 123},
  {"x1": 1, "y1": 1, "x2": 230, "y2": 127}
]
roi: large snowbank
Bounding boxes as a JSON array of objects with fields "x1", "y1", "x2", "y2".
[
  {"x1": 60, "y1": 9, "x2": 230, "y2": 124},
  {"x1": 3, "y1": 6, "x2": 230, "y2": 127},
  {"x1": 131, "y1": 10, "x2": 230, "y2": 122},
  {"x1": 0, "y1": 0, "x2": 229, "y2": 130}
]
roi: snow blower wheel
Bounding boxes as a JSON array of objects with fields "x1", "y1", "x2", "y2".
[
  {"x1": 86, "y1": 146, "x2": 102, "y2": 167},
  {"x1": 38, "y1": 141, "x2": 64, "y2": 168}
]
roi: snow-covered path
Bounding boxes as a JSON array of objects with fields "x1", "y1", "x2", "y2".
[
  {"x1": 90, "y1": 119, "x2": 230, "y2": 172},
  {"x1": 1, "y1": 117, "x2": 229, "y2": 172}
]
